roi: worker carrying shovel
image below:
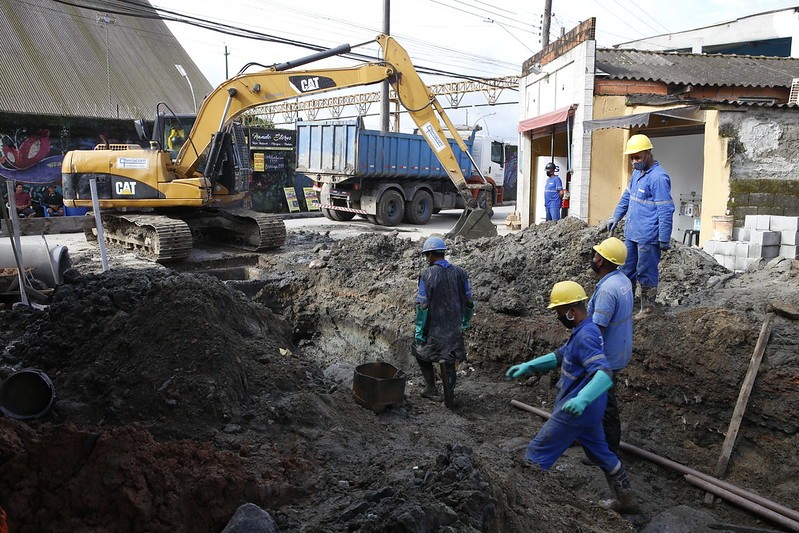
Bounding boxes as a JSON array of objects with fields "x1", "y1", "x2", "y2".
[
  {"x1": 412, "y1": 236, "x2": 475, "y2": 408},
  {"x1": 506, "y1": 280, "x2": 638, "y2": 513}
]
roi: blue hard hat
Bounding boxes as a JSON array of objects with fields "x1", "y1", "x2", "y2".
[{"x1": 421, "y1": 236, "x2": 447, "y2": 254}]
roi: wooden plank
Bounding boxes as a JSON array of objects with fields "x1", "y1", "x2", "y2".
[{"x1": 704, "y1": 313, "x2": 775, "y2": 505}]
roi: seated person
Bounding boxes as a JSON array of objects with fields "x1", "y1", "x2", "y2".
[
  {"x1": 13, "y1": 183, "x2": 36, "y2": 218},
  {"x1": 41, "y1": 184, "x2": 64, "y2": 216},
  {"x1": 166, "y1": 127, "x2": 186, "y2": 158}
]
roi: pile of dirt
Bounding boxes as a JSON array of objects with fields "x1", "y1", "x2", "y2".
[{"x1": 0, "y1": 218, "x2": 797, "y2": 532}]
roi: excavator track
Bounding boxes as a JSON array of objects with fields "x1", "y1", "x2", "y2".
[
  {"x1": 185, "y1": 209, "x2": 286, "y2": 251},
  {"x1": 92, "y1": 213, "x2": 194, "y2": 263}
]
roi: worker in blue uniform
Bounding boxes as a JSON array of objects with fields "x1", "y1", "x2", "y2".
[
  {"x1": 543, "y1": 162, "x2": 564, "y2": 221},
  {"x1": 606, "y1": 134, "x2": 675, "y2": 318},
  {"x1": 506, "y1": 281, "x2": 638, "y2": 513},
  {"x1": 413, "y1": 236, "x2": 474, "y2": 406},
  {"x1": 588, "y1": 237, "x2": 634, "y2": 455}
]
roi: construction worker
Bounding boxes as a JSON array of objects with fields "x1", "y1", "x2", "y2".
[
  {"x1": 413, "y1": 236, "x2": 475, "y2": 405},
  {"x1": 506, "y1": 281, "x2": 638, "y2": 513},
  {"x1": 543, "y1": 162, "x2": 564, "y2": 221},
  {"x1": 588, "y1": 237, "x2": 634, "y2": 455},
  {"x1": 606, "y1": 134, "x2": 674, "y2": 318}
]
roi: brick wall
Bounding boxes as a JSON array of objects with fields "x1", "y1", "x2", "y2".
[{"x1": 729, "y1": 179, "x2": 799, "y2": 227}]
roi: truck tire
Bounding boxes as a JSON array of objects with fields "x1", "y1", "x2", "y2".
[
  {"x1": 404, "y1": 189, "x2": 434, "y2": 225},
  {"x1": 375, "y1": 190, "x2": 405, "y2": 226},
  {"x1": 322, "y1": 208, "x2": 355, "y2": 221},
  {"x1": 330, "y1": 209, "x2": 356, "y2": 221}
]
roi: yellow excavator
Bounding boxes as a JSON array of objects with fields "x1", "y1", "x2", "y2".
[{"x1": 61, "y1": 35, "x2": 496, "y2": 262}]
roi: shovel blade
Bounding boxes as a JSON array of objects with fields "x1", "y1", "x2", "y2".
[{"x1": 446, "y1": 208, "x2": 497, "y2": 239}]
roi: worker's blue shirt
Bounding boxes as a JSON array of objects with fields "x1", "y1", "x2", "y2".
[
  {"x1": 552, "y1": 318, "x2": 611, "y2": 427},
  {"x1": 588, "y1": 270, "x2": 634, "y2": 371},
  {"x1": 611, "y1": 162, "x2": 675, "y2": 244},
  {"x1": 544, "y1": 175, "x2": 563, "y2": 206}
]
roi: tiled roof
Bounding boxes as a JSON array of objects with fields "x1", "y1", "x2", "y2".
[
  {"x1": 596, "y1": 48, "x2": 799, "y2": 88},
  {"x1": 0, "y1": 0, "x2": 212, "y2": 119}
]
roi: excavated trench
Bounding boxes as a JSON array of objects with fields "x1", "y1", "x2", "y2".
[{"x1": 0, "y1": 221, "x2": 798, "y2": 532}]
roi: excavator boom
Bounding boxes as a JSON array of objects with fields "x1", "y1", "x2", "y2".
[
  {"x1": 62, "y1": 34, "x2": 494, "y2": 263},
  {"x1": 177, "y1": 34, "x2": 495, "y2": 239}
]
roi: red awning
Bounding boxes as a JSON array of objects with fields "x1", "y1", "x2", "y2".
[{"x1": 518, "y1": 105, "x2": 576, "y2": 133}]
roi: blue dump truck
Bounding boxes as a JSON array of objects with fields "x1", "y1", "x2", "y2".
[{"x1": 295, "y1": 119, "x2": 495, "y2": 226}]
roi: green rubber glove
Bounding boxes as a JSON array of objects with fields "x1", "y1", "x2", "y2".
[
  {"x1": 505, "y1": 352, "x2": 557, "y2": 380},
  {"x1": 461, "y1": 302, "x2": 475, "y2": 331},
  {"x1": 562, "y1": 370, "x2": 613, "y2": 416},
  {"x1": 414, "y1": 304, "x2": 429, "y2": 344}
]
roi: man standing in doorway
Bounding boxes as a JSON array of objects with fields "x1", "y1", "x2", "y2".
[
  {"x1": 606, "y1": 134, "x2": 675, "y2": 318},
  {"x1": 544, "y1": 162, "x2": 564, "y2": 222}
]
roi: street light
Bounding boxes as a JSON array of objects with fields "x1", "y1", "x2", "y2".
[
  {"x1": 96, "y1": 13, "x2": 116, "y2": 117},
  {"x1": 483, "y1": 18, "x2": 536, "y2": 55},
  {"x1": 473, "y1": 112, "x2": 496, "y2": 135},
  {"x1": 175, "y1": 64, "x2": 197, "y2": 113}
]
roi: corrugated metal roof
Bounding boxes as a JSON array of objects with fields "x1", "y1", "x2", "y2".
[
  {"x1": 0, "y1": 0, "x2": 213, "y2": 119},
  {"x1": 595, "y1": 48, "x2": 799, "y2": 88}
]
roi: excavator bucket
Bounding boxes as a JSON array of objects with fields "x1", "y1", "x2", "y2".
[{"x1": 446, "y1": 207, "x2": 497, "y2": 239}]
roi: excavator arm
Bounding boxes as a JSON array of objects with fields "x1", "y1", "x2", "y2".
[{"x1": 177, "y1": 34, "x2": 495, "y2": 239}]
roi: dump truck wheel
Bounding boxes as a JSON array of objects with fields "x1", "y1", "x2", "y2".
[
  {"x1": 404, "y1": 190, "x2": 433, "y2": 225},
  {"x1": 329, "y1": 209, "x2": 355, "y2": 221},
  {"x1": 376, "y1": 190, "x2": 405, "y2": 226}
]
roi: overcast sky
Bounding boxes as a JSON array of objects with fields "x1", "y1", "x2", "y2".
[{"x1": 156, "y1": 0, "x2": 799, "y2": 138}]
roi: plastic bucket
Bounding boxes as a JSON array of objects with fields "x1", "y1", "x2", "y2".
[
  {"x1": 711, "y1": 215, "x2": 734, "y2": 242},
  {"x1": 0, "y1": 368, "x2": 55, "y2": 420}
]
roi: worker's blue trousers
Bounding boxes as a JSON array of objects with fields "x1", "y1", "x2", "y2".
[
  {"x1": 525, "y1": 417, "x2": 621, "y2": 473},
  {"x1": 621, "y1": 240, "x2": 661, "y2": 288},
  {"x1": 546, "y1": 203, "x2": 561, "y2": 221}
]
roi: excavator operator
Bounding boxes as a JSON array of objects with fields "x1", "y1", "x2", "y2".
[{"x1": 166, "y1": 127, "x2": 186, "y2": 157}]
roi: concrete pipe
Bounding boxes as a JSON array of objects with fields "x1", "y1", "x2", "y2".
[{"x1": 0, "y1": 240, "x2": 72, "y2": 287}]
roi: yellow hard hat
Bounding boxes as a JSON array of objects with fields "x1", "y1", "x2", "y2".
[
  {"x1": 593, "y1": 237, "x2": 627, "y2": 265},
  {"x1": 624, "y1": 134, "x2": 653, "y2": 154},
  {"x1": 547, "y1": 281, "x2": 588, "y2": 309}
]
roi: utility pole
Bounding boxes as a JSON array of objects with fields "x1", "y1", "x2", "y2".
[
  {"x1": 96, "y1": 13, "x2": 116, "y2": 117},
  {"x1": 379, "y1": 0, "x2": 390, "y2": 132},
  {"x1": 542, "y1": 0, "x2": 552, "y2": 48},
  {"x1": 224, "y1": 44, "x2": 230, "y2": 79}
]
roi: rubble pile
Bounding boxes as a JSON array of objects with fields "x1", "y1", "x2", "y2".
[{"x1": 0, "y1": 219, "x2": 796, "y2": 532}]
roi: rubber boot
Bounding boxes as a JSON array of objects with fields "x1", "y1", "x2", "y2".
[
  {"x1": 418, "y1": 360, "x2": 439, "y2": 398},
  {"x1": 603, "y1": 465, "x2": 639, "y2": 513},
  {"x1": 634, "y1": 285, "x2": 656, "y2": 320},
  {"x1": 438, "y1": 362, "x2": 457, "y2": 409}
]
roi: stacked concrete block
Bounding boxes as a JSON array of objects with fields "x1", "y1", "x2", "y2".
[{"x1": 704, "y1": 214, "x2": 799, "y2": 272}]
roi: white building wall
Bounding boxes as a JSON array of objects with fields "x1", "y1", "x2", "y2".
[
  {"x1": 615, "y1": 9, "x2": 799, "y2": 56},
  {"x1": 518, "y1": 40, "x2": 595, "y2": 228}
]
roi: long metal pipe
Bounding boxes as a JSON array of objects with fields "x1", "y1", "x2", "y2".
[
  {"x1": 510, "y1": 399, "x2": 799, "y2": 524},
  {"x1": 685, "y1": 475, "x2": 799, "y2": 532}
]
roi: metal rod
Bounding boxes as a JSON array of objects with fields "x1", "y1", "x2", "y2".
[
  {"x1": 509, "y1": 399, "x2": 799, "y2": 523},
  {"x1": 686, "y1": 475, "x2": 799, "y2": 532},
  {"x1": 88, "y1": 178, "x2": 109, "y2": 272},
  {"x1": 4, "y1": 180, "x2": 28, "y2": 305}
]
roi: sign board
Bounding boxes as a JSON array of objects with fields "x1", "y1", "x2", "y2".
[
  {"x1": 303, "y1": 187, "x2": 320, "y2": 211},
  {"x1": 284, "y1": 187, "x2": 300, "y2": 212},
  {"x1": 249, "y1": 128, "x2": 295, "y2": 149},
  {"x1": 253, "y1": 153, "x2": 264, "y2": 172},
  {"x1": 252, "y1": 151, "x2": 288, "y2": 173}
]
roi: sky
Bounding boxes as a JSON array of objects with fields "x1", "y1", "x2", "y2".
[{"x1": 154, "y1": 0, "x2": 799, "y2": 139}]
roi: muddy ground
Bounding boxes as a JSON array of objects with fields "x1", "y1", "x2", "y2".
[{"x1": 0, "y1": 217, "x2": 798, "y2": 532}]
